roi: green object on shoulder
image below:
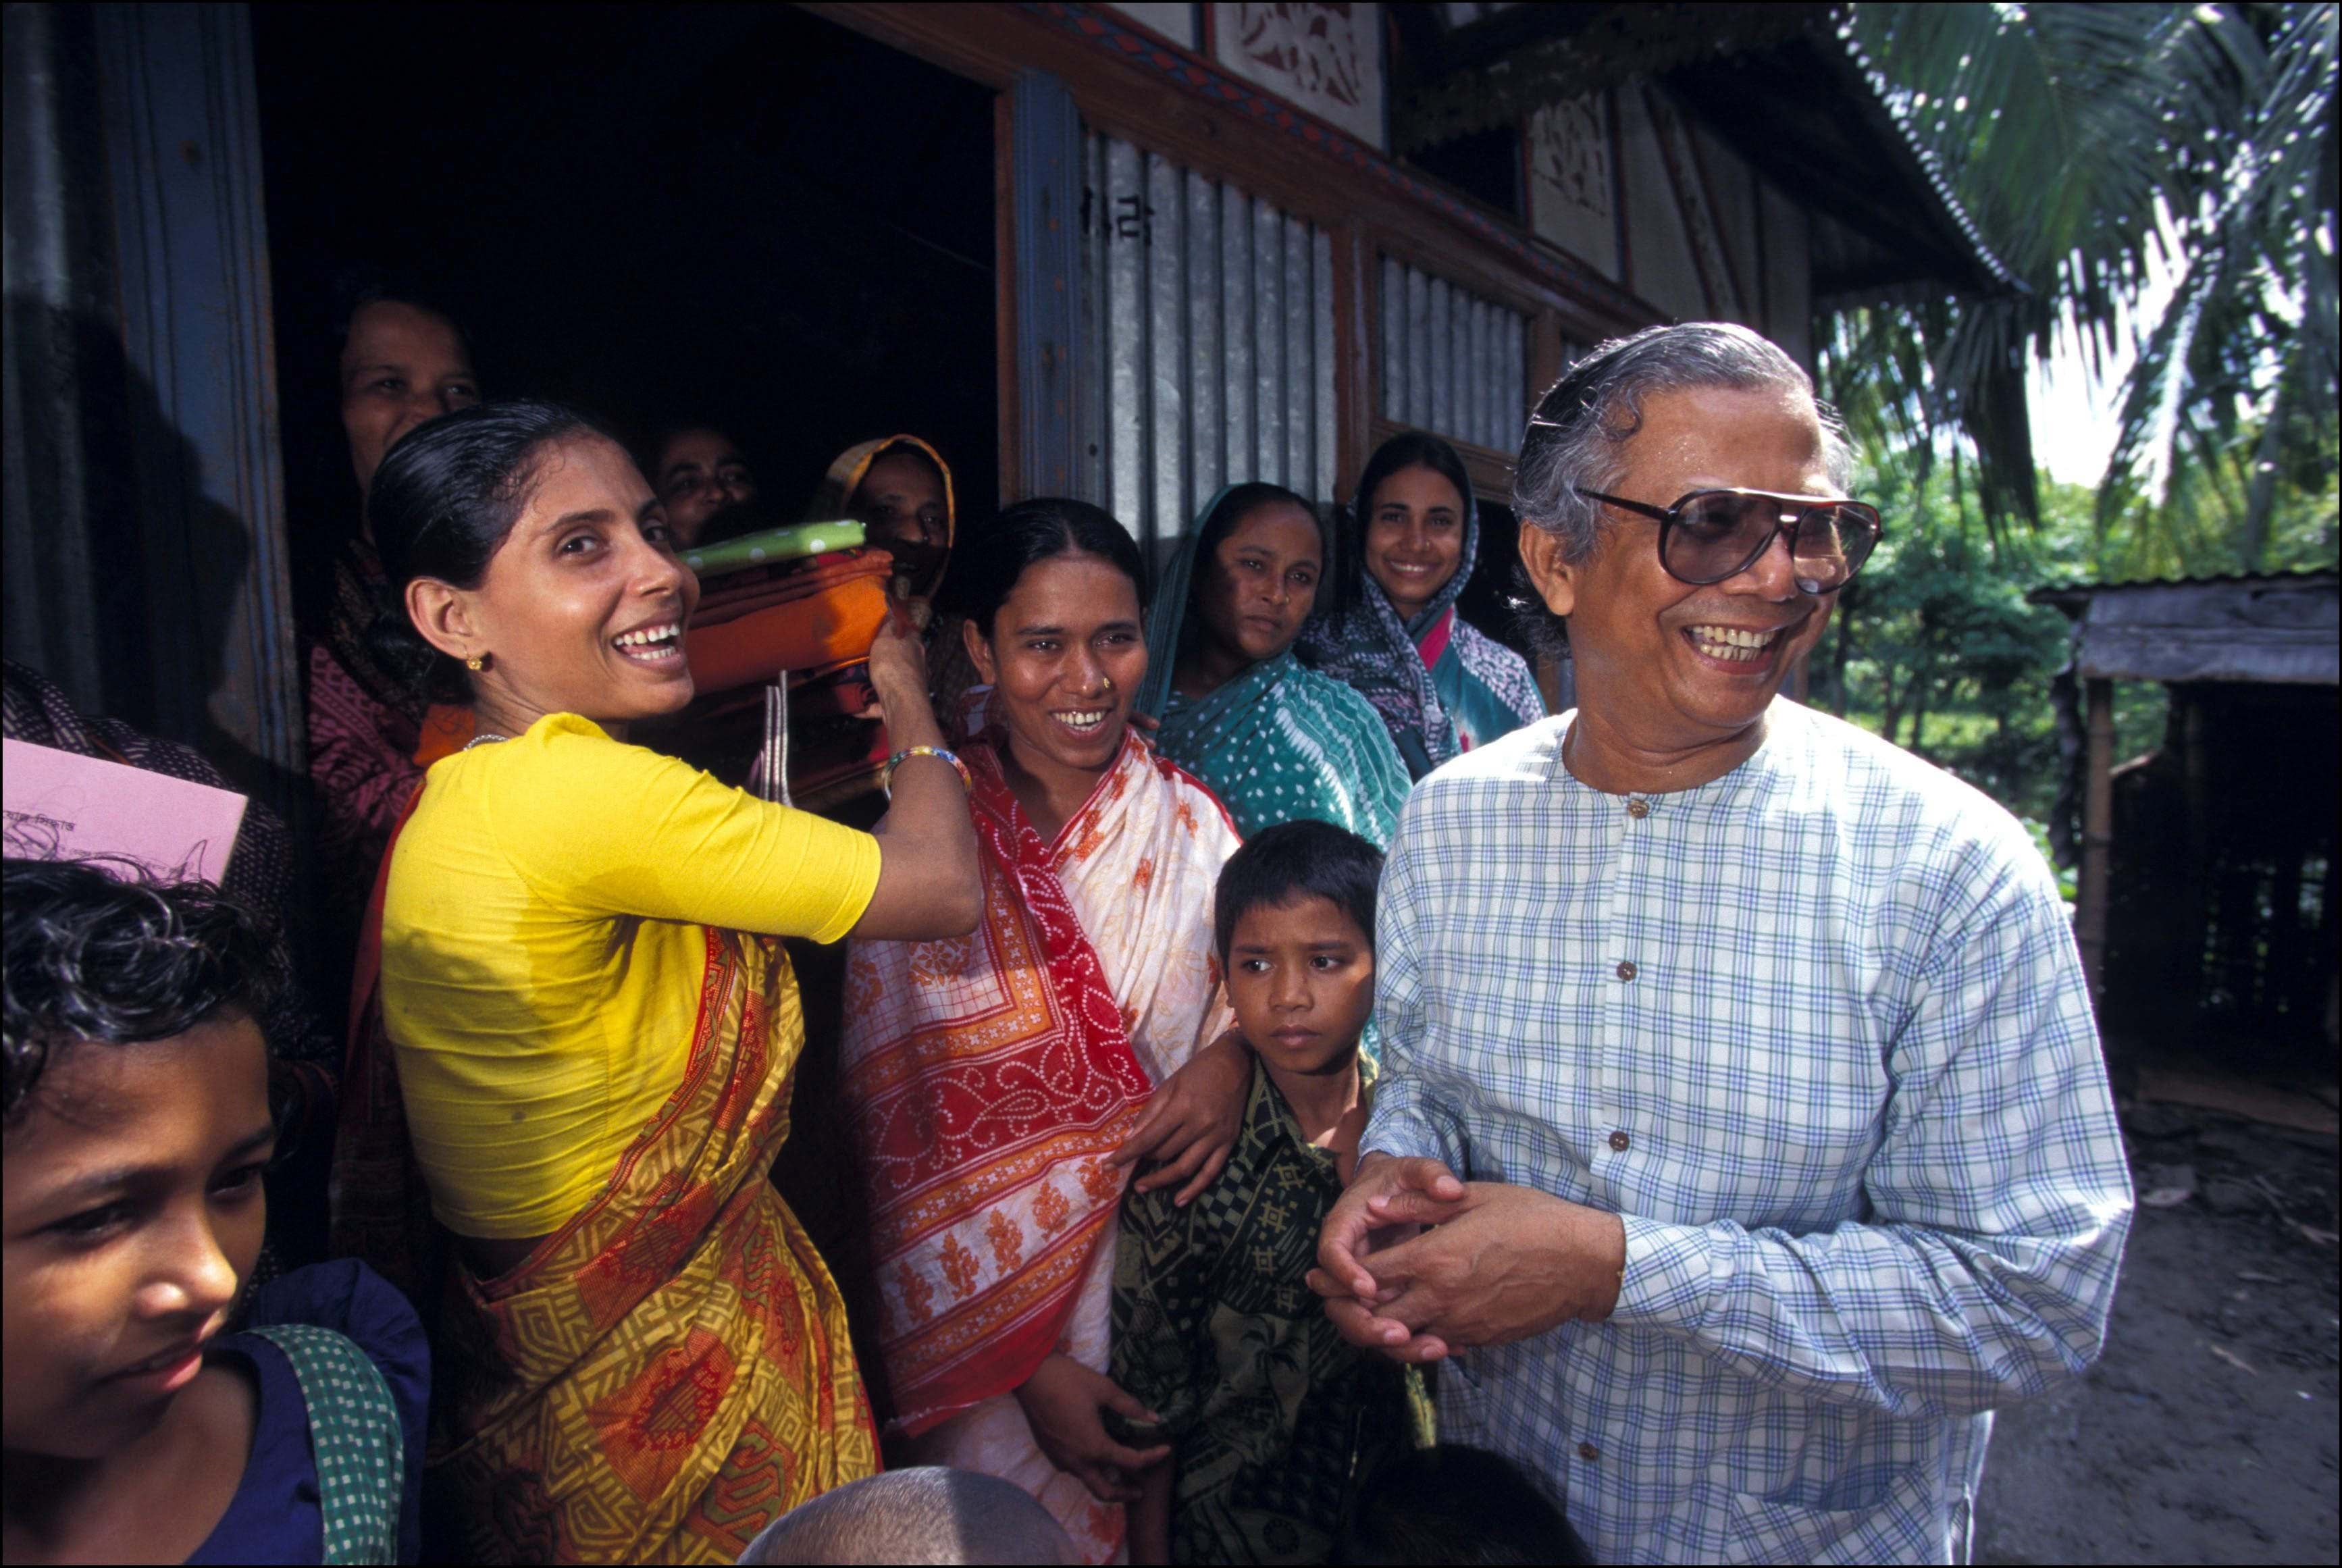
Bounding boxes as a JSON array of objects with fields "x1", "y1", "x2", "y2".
[
  {"x1": 244, "y1": 1323, "x2": 405, "y2": 1565},
  {"x1": 683, "y1": 520, "x2": 865, "y2": 579}
]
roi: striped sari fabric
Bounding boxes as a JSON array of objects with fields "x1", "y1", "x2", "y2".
[{"x1": 336, "y1": 839, "x2": 877, "y2": 1563}]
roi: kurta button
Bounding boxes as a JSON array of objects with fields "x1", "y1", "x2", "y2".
[
  {"x1": 1615, "y1": 960, "x2": 1637, "y2": 981},
  {"x1": 1625, "y1": 798, "x2": 1649, "y2": 819},
  {"x1": 1578, "y1": 1441, "x2": 1601, "y2": 1461},
  {"x1": 1609, "y1": 1130, "x2": 1630, "y2": 1152}
]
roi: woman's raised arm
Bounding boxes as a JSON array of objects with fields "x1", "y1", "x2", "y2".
[{"x1": 851, "y1": 604, "x2": 983, "y2": 940}]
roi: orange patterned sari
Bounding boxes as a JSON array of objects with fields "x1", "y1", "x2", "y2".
[
  {"x1": 333, "y1": 831, "x2": 876, "y2": 1563},
  {"x1": 839, "y1": 725, "x2": 1238, "y2": 1561}
]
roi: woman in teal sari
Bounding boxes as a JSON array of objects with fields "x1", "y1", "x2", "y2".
[
  {"x1": 1137, "y1": 483, "x2": 1411, "y2": 847},
  {"x1": 1299, "y1": 432, "x2": 1545, "y2": 779}
]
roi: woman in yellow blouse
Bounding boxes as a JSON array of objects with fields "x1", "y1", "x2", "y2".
[{"x1": 331, "y1": 399, "x2": 982, "y2": 1565}]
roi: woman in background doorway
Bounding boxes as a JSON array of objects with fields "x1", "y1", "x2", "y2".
[
  {"x1": 303, "y1": 284, "x2": 480, "y2": 947},
  {"x1": 1299, "y1": 432, "x2": 1544, "y2": 779},
  {"x1": 652, "y1": 425, "x2": 760, "y2": 548},
  {"x1": 809, "y1": 435, "x2": 987, "y2": 730},
  {"x1": 810, "y1": 436, "x2": 952, "y2": 608}
]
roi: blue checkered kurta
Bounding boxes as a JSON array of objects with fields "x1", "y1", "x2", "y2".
[{"x1": 1363, "y1": 701, "x2": 2131, "y2": 1565}]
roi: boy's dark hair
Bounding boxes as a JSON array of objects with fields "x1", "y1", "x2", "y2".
[
  {"x1": 1, "y1": 859, "x2": 284, "y2": 1128},
  {"x1": 1335, "y1": 1445, "x2": 1592, "y2": 1565},
  {"x1": 1213, "y1": 819, "x2": 1383, "y2": 964}
]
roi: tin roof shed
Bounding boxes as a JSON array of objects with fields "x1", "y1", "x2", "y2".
[
  {"x1": 2030, "y1": 570, "x2": 2338, "y2": 1053},
  {"x1": 2030, "y1": 570, "x2": 2341, "y2": 686}
]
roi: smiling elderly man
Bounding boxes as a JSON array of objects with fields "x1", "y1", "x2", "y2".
[{"x1": 1313, "y1": 323, "x2": 2132, "y2": 1565}]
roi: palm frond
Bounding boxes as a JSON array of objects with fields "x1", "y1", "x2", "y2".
[{"x1": 1828, "y1": 1, "x2": 2339, "y2": 566}]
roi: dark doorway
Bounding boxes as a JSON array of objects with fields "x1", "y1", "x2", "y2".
[
  {"x1": 250, "y1": 3, "x2": 996, "y2": 1428},
  {"x1": 253, "y1": 2, "x2": 999, "y2": 624}
]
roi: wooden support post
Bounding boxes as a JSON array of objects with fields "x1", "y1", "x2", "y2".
[
  {"x1": 2077, "y1": 677, "x2": 2115, "y2": 1001},
  {"x1": 1009, "y1": 70, "x2": 1082, "y2": 503}
]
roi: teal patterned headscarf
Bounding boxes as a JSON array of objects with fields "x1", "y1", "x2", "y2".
[{"x1": 1137, "y1": 488, "x2": 1411, "y2": 849}]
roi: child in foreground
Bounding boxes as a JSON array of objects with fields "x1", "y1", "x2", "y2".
[
  {"x1": 1335, "y1": 1445, "x2": 1592, "y2": 1565},
  {"x1": 1, "y1": 860, "x2": 426, "y2": 1564},
  {"x1": 1112, "y1": 820, "x2": 1430, "y2": 1565}
]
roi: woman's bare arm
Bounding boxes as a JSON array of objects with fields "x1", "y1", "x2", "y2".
[{"x1": 850, "y1": 604, "x2": 983, "y2": 940}]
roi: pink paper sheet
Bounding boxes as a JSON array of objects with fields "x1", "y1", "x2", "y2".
[{"x1": 2, "y1": 738, "x2": 248, "y2": 886}]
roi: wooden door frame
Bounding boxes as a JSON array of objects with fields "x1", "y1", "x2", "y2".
[{"x1": 809, "y1": 2, "x2": 1657, "y2": 510}]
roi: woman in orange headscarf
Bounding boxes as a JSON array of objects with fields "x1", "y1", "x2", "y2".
[
  {"x1": 303, "y1": 288, "x2": 482, "y2": 938},
  {"x1": 783, "y1": 435, "x2": 975, "y2": 812}
]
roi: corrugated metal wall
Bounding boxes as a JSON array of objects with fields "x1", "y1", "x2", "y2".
[
  {"x1": 1378, "y1": 256, "x2": 1529, "y2": 454},
  {"x1": 1078, "y1": 131, "x2": 1336, "y2": 561}
]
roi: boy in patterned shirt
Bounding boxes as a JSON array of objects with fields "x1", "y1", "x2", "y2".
[{"x1": 1112, "y1": 820, "x2": 1428, "y2": 1565}]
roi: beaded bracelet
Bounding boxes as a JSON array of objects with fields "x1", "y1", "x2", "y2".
[{"x1": 885, "y1": 745, "x2": 972, "y2": 793}]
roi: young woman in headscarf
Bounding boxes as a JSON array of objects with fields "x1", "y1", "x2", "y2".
[
  {"x1": 760, "y1": 434, "x2": 965, "y2": 1437},
  {"x1": 637, "y1": 435, "x2": 958, "y2": 816},
  {"x1": 804, "y1": 434, "x2": 986, "y2": 741},
  {"x1": 809, "y1": 436, "x2": 952, "y2": 606},
  {"x1": 839, "y1": 498, "x2": 1255, "y2": 1564},
  {"x1": 1299, "y1": 432, "x2": 1545, "y2": 779},
  {"x1": 1136, "y1": 482, "x2": 1411, "y2": 846},
  {"x1": 337, "y1": 398, "x2": 985, "y2": 1563},
  {"x1": 302, "y1": 287, "x2": 480, "y2": 940}
]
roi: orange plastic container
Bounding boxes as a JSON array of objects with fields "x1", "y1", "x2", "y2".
[{"x1": 683, "y1": 573, "x2": 893, "y2": 695}]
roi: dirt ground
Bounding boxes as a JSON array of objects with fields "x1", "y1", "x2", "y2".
[{"x1": 1976, "y1": 1097, "x2": 2341, "y2": 1565}]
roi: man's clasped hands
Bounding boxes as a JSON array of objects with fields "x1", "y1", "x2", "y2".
[{"x1": 1308, "y1": 1155, "x2": 1630, "y2": 1362}]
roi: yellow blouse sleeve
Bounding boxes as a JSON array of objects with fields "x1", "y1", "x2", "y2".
[{"x1": 482, "y1": 714, "x2": 880, "y2": 942}]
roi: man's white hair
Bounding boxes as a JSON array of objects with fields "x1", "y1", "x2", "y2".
[{"x1": 1513, "y1": 321, "x2": 1854, "y2": 564}]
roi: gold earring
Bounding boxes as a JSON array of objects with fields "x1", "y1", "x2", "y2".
[{"x1": 465, "y1": 654, "x2": 489, "y2": 673}]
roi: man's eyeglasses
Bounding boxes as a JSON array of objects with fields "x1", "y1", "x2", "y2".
[{"x1": 1573, "y1": 488, "x2": 1883, "y2": 593}]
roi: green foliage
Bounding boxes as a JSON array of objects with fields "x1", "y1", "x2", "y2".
[
  {"x1": 2023, "y1": 816, "x2": 2082, "y2": 906},
  {"x1": 1816, "y1": 446, "x2": 2170, "y2": 827},
  {"x1": 1826, "y1": 2, "x2": 2339, "y2": 569}
]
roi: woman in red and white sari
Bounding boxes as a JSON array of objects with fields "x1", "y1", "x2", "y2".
[{"x1": 841, "y1": 498, "x2": 1250, "y2": 1562}]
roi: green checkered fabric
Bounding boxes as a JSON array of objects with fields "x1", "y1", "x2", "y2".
[{"x1": 246, "y1": 1324, "x2": 405, "y2": 1565}]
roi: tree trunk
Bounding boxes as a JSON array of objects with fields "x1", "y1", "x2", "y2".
[
  {"x1": 2240, "y1": 370, "x2": 2289, "y2": 571},
  {"x1": 1910, "y1": 660, "x2": 1933, "y2": 756}
]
